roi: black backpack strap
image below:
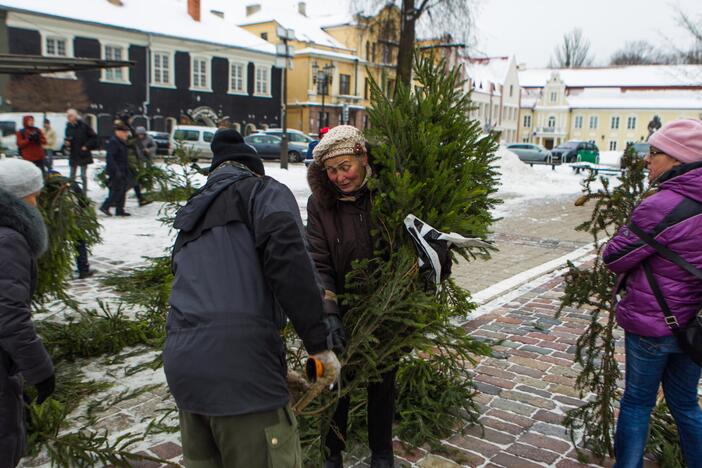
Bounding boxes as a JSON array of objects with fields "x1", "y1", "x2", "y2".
[
  {"x1": 628, "y1": 222, "x2": 702, "y2": 282},
  {"x1": 642, "y1": 261, "x2": 680, "y2": 331}
]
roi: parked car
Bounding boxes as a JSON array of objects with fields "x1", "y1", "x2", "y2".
[
  {"x1": 506, "y1": 143, "x2": 552, "y2": 164},
  {"x1": 551, "y1": 140, "x2": 599, "y2": 164},
  {"x1": 147, "y1": 131, "x2": 170, "y2": 155},
  {"x1": 261, "y1": 128, "x2": 315, "y2": 146},
  {"x1": 244, "y1": 133, "x2": 308, "y2": 162},
  {"x1": 169, "y1": 125, "x2": 217, "y2": 159}
]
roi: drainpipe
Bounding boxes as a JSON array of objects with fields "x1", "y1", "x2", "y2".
[{"x1": 143, "y1": 34, "x2": 151, "y2": 129}]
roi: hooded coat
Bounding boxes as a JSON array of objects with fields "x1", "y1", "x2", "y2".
[
  {"x1": 64, "y1": 119, "x2": 98, "y2": 167},
  {"x1": 604, "y1": 162, "x2": 702, "y2": 337},
  {"x1": 0, "y1": 187, "x2": 53, "y2": 466},
  {"x1": 305, "y1": 161, "x2": 373, "y2": 309},
  {"x1": 164, "y1": 163, "x2": 328, "y2": 416},
  {"x1": 16, "y1": 116, "x2": 46, "y2": 162}
]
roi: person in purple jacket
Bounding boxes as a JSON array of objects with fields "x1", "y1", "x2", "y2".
[{"x1": 603, "y1": 119, "x2": 702, "y2": 467}]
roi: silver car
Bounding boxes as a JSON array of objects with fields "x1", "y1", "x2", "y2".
[
  {"x1": 169, "y1": 125, "x2": 217, "y2": 159},
  {"x1": 507, "y1": 143, "x2": 553, "y2": 164}
]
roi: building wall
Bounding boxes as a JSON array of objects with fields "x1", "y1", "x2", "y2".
[{"x1": 4, "y1": 18, "x2": 281, "y2": 137}]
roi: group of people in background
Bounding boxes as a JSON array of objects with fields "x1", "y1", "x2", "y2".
[{"x1": 1, "y1": 116, "x2": 701, "y2": 468}]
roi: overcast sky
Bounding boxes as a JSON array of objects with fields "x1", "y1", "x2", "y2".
[{"x1": 209, "y1": 0, "x2": 702, "y2": 68}]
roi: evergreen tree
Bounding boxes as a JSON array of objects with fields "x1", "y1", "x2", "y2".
[{"x1": 560, "y1": 145, "x2": 684, "y2": 465}]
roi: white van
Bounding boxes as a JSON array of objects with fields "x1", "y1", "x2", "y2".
[{"x1": 169, "y1": 125, "x2": 218, "y2": 159}]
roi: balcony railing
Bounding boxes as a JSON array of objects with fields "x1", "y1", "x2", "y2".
[{"x1": 535, "y1": 127, "x2": 566, "y2": 135}]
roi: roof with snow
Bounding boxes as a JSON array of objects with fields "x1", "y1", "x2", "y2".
[
  {"x1": 294, "y1": 47, "x2": 365, "y2": 63},
  {"x1": 463, "y1": 56, "x2": 513, "y2": 93},
  {"x1": 237, "y1": 7, "x2": 352, "y2": 52},
  {"x1": 567, "y1": 88, "x2": 702, "y2": 110},
  {"x1": 519, "y1": 65, "x2": 702, "y2": 88},
  {"x1": 0, "y1": 0, "x2": 276, "y2": 56}
]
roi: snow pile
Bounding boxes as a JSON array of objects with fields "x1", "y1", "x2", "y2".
[{"x1": 494, "y1": 147, "x2": 588, "y2": 198}]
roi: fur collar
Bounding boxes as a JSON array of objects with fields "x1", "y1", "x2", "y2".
[
  {"x1": 307, "y1": 161, "x2": 341, "y2": 209},
  {"x1": 0, "y1": 187, "x2": 48, "y2": 257}
]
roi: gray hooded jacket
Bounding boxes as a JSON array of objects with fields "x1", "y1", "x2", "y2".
[{"x1": 164, "y1": 163, "x2": 328, "y2": 417}]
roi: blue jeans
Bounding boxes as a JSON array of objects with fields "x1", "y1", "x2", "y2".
[{"x1": 615, "y1": 332, "x2": 702, "y2": 468}]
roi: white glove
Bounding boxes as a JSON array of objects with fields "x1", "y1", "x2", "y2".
[{"x1": 311, "y1": 350, "x2": 341, "y2": 387}]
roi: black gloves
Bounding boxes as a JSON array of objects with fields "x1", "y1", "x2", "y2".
[
  {"x1": 34, "y1": 374, "x2": 55, "y2": 404},
  {"x1": 28, "y1": 131, "x2": 41, "y2": 143},
  {"x1": 323, "y1": 299, "x2": 346, "y2": 355}
]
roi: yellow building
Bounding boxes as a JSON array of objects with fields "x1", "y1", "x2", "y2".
[
  {"x1": 519, "y1": 65, "x2": 702, "y2": 150},
  {"x1": 238, "y1": 3, "x2": 399, "y2": 135}
]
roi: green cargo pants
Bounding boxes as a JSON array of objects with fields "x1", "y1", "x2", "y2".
[{"x1": 179, "y1": 405, "x2": 301, "y2": 468}]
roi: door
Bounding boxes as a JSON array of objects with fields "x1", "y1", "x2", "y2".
[{"x1": 544, "y1": 138, "x2": 554, "y2": 150}]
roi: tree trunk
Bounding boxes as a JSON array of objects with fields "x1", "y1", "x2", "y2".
[{"x1": 396, "y1": 0, "x2": 416, "y2": 87}]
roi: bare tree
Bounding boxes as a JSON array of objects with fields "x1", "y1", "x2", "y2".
[
  {"x1": 7, "y1": 75, "x2": 89, "y2": 112},
  {"x1": 609, "y1": 40, "x2": 672, "y2": 65},
  {"x1": 352, "y1": 0, "x2": 475, "y2": 87},
  {"x1": 676, "y1": 8, "x2": 702, "y2": 64},
  {"x1": 549, "y1": 28, "x2": 594, "y2": 68}
]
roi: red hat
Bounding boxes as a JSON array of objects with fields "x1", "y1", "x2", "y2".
[{"x1": 319, "y1": 127, "x2": 330, "y2": 137}]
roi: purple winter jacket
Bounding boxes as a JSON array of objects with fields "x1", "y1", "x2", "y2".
[{"x1": 603, "y1": 163, "x2": 702, "y2": 337}]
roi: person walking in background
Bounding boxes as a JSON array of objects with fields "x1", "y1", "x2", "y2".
[
  {"x1": 307, "y1": 126, "x2": 329, "y2": 161},
  {"x1": 99, "y1": 121, "x2": 131, "y2": 217},
  {"x1": 603, "y1": 119, "x2": 702, "y2": 467},
  {"x1": 64, "y1": 109, "x2": 98, "y2": 192},
  {"x1": 42, "y1": 119, "x2": 57, "y2": 171},
  {"x1": 306, "y1": 126, "x2": 394, "y2": 468},
  {"x1": 16, "y1": 115, "x2": 46, "y2": 174},
  {"x1": 164, "y1": 129, "x2": 340, "y2": 467},
  {"x1": 0, "y1": 158, "x2": 56, "y2": 467},
  {"x1": 130, "y1": 126, "x2": 156, "y2": 207}
]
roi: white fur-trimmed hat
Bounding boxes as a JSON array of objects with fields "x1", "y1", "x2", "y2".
[
  {"x1": 0, "y1": 157, "x2": 44, "y2": 199},
  {"x1": 312, "y1": 125, "x2": 367, "y2": 164}
]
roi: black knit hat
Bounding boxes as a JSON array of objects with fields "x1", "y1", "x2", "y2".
[{"x1": 209, "y1": 128, "x2": 264, "y2": 175}]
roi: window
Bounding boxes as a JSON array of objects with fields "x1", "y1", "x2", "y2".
[
  {"x1": 611, "y1": 116, "x2": 620, "y2": 129},
  {"x1": 191, "y1": 56, "x2": 209, "y2": 90},
  {"x1": 229, "y1": 62, "x2": 247, "y2": 94},
  {"x1": 550, "y1": 91, "x2": 557, "y2": 103},
  {"x1": 339, "y1": 74, "x2": 351, "y2": 95},
  {"x1": 382, "y1": 45, "x2": 391, "y2": 64},
  {"x1": 547, "y1": 116, "x2": 556, "y2": 128},
  {"x1": 609, "y1": 140, "x2": 618, "y2": 151},
  {"x1": 152, "y1": 51, "x2": 173, "y2": 86},
  {"x1": 260, "y1": 32, "x2": 268, "y2": 41},
  {"x1": 103, "y1": 44, "x2": 127, "y2": 82},
  {"x1": 364, "y1": 77, "x2": 369, "y2": 100},
  {"x1": 365, "y1": 41, "x2": 370, "y2": 60},
  {"x1": 255, "y1": 65, "x2": 271, "y2": 96},
  {"x1": 45, "y1": 36, "x2": 68, "y2": 57},
  {"x1": 589, "y1": 116, "x2": 598, "y2": 129},
  {"x1": 203, "y1": 131, "x2": 214, "y2": 142},
  {"x1": 509, "y1": 85, "x2": 514, "y2": 97},
  {"x1": 574, "y1": 115, "x2": 583, "y2": 129},
  {"x1": 523, "y1": 115, "x2": 531, "y2": 128},
  {"x1": 371, "y1": 42, "x2": 377, "y2": 62},
  {"x1": 173, "y1": 129, "x2": 199, "y2": 141},
  {"x1": 627, "y1": 116, "x2": 637, "y2": 130}
]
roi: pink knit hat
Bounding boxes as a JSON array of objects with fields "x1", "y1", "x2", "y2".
[{"x1": 648, "y1": 119, "x2": 702, "y2": 164}]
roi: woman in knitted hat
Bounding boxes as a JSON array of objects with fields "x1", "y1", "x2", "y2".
[
  {"x1": 306, "y1": 125, "x2": 395, "y2": 468},
  {"x1": 603, "y1": 119, "x2": 702, "y2": 466},
  {"x1": 0, "y1": 158, "x2": 55, "y2": 466}
]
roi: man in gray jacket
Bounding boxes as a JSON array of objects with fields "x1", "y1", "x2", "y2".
[
  {"x1": 0, "y1": 158, "x2": 55, "y2": 468},
  {"x1": 164, "y1": 129, "x2": 341, "y2": 467}
]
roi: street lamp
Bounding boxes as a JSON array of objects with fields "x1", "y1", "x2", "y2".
[
  {"x1": 311, "y1": 61, "x2": 335, "y2": 131},
  {"x1": 277, "y1": 26, "x2": 295, "y2": 169}
]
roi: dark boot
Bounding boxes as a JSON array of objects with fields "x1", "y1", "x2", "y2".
[
  {"x1": 324, "y1": 453, "x2": 343, "y2": 468},
  {"x1": 370, "y1": 453, "x2": 394, "y2": 468},
  {"x1": 139, "y1": 199, "x2": 153, "y2": 207},
  {"x1": 99, "y1": 205, "x2": 112, "y2": 216},
  {"x1": 78, "y1": 271, "x2": 95, "y2": 279}
]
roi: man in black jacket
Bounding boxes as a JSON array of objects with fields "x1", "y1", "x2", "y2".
[
  {"x1": 64, "y1": 109, "x2": 98, "y2": 192},
  {"x1": 99, "y1": 121, "x2": 131, "y2": 217},
  {"x1": 164, "y1": 129, "x2": 341, "y2": 467},
  {"x1": 0, "y1": 159, "x2": 55, "y2": 468}
]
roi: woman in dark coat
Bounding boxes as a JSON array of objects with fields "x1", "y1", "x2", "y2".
[
  {"x1": 306, "y1": 125, "x2": 395, "y2": 468},
  {"x1": 0, "y1": 159, "x2": 55, "y2": 468}
]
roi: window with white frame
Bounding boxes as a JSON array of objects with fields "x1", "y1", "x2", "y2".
[
  {"x1": 550, "y1": 91, "x2": 557, "y2": 103},
  {"x1": 255, "y1": 65, "x2": 271, "y2": 96},
  {"x1": 627, "y1": 116, "x2": 637, "y2": 130},
  {"x1": 191, "y1": 56, "x2": 209, "y2": 90},
  {"x1": 574, "y1": 115, "x2": 583, "y2": 129},
  {"x1": 523, "y1": 114, "x2": 531, "y2": 128},
  {"x1": 589, "y1": 115, "x2": 598, "y2": 129},
  {"x1": 229, "y1": 62, "x2": 247, "y2": 94},
  {"x1": 45, "y1": 36, "x2": 68, "y2": 57},
  {"x1": 611, "y1": 116, "x2": 620, "y2": 129},
  {"x1": 609, "y1": 140, "x2": 618, "y2": 151},
  {"x1": 547, "y1": 115, "x2": 556, "y2": 128},
  {"x1": 152, "y1": 51, "x2": 173, "y2": 86},
  {"x1": 103, "y1": 44, "x2": 128, "y2": 82}
]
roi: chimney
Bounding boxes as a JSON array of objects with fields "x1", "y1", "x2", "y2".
[
  {"x1": 107, "y1": 0, "x2": 123, "y2": 5},
  {"x1": 188, "y1": 0, "x2": 201, "y2": 22},
  {"x1": 246, "y1": 4, "x2": 261, "y2": 16},
  {"x1": 210, "y1": 9, "x2": 224, "y2": 19},
  {"x1": 298, "y1": 2, "x2": 307, "y2": 16}
]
